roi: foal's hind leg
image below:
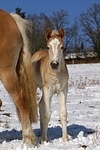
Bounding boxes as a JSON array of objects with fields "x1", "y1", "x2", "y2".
[
  {"x1": 39, "y1": 87, "x2": 52, "y2": 143},
  {"x1": 58, "y1": 88, "x2": 68, "y2": 142},
  {"x1": 1, "y1": 70, "x2": 36, "y2": 147}
]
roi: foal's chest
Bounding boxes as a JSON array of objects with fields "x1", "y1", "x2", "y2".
[{"x1": 44, "y1": 71, "x2": 67, "y2": 93}]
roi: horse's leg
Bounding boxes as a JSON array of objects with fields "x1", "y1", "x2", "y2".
[
  {"x1": 58, "y1": 88, "x2": 68, "y2": 142},
  {"x1": 39, "y1": 87, "x2": 51, "y2": 143},
  {"x1": 1, "y1": 69, "x2": 36, "y2": 146}
]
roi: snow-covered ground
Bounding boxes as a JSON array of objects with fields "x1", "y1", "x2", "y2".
[{"x1": 0, "y1": 63, "x2": 100, "y2": 150}]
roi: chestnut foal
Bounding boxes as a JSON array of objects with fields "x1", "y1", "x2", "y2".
[{"x1": 31, "y1": 28, "x2": 69, "y2": 143}]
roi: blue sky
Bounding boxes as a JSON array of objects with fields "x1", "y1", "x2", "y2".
[{"x1": 0, "y1": 0, "x2": 100, "y2": 21}]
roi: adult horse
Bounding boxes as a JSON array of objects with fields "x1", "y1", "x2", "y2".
[
  {"x1": 0, "y1": 9, "x2": 37, "y2": 147},
  {"x1": 31, "y1": 28, "x2": 69, "y2": 143}
]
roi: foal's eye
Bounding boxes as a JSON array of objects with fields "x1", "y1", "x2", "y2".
[
  {"x1": 61, "y1": 46, "x2": 64, "y2": 49},
  {"x1": 47, "y1": 46, "x2": 49, "y2": 50}
]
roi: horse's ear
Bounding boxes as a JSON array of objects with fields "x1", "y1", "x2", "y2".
[
  {"x1": 58, "y1": 28, "x2": 64, "y2": 39},
  {"x1": 45, "y1": 28, "x2": 52, "y2": 40}
]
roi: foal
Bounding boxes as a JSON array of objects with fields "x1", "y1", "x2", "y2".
[{"x1": 31, "y1": 28, "x2": 69, "y2": 143}]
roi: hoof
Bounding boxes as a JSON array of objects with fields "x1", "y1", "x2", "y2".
[
  {"x1": 40, "y1": 136, "x2": 48, "y2": 144},
  {"x1": 62, "y1": 135, "x2": 68, "y2": 142},
  {"x1": 23, "y1": 134, "x2": 37, "y2": 147}
]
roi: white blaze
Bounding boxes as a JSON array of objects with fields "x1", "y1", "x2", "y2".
[{"x1": 49, "y1": 38, "x2": 60, "y2": 61}]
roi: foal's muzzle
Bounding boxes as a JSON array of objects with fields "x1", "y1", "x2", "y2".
[{"x1": 50, "y1": 61, "x2": 59, "y2": 70}]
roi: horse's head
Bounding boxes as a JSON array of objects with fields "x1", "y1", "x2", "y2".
[{"x1": 45, "y1": 28, "x2": 64, "y2": 70}]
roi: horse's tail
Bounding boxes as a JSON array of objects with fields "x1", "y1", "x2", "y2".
[
  {"x1": 31, "y1": 50, "x2": 48, "y2": 63},
  {"x1": 10, "y1": 13, "x2": 37, "y2": 123}
]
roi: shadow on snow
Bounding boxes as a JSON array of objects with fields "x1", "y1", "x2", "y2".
[{"x1": 0, "y1": 124, "x2": 95, "y2": 143}]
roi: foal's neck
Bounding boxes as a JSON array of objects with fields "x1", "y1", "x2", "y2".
[{"x1": 59, "y1": 57, "x2": 66, "y2": 70}]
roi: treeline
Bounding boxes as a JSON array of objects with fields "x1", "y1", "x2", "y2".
[{"x1": 15, "y1": 3, "x2": 100, "y2": 58}]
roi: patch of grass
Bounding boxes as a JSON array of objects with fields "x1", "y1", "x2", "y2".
[{"x1": 69, "y1": 76, "x2": 100, "y2": 89}]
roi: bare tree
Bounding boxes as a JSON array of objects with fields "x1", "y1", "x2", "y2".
[
  {"x1": 27, "y1": 13, "x2": 52, "y2": 53},
  {"x1": 80, "y1": 3, "x2": 100, "y2": 58},
  {"x1": 50, "y1": 9, "x2": 69, "y2": 29},
  {"x1": 64, "y1": 19, "x2": 83, "y2": 53},
  {"x1": 64, "y1": 26, "x2": 75, "y2": 51}
]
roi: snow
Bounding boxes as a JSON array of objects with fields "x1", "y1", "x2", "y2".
[{"x1": 0, "y1": 63, "x2": 100, "y2": 150}]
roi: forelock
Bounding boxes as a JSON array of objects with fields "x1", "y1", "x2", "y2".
[{"x1": 51, "y1": 30, "x2": 59, "y2": 36}]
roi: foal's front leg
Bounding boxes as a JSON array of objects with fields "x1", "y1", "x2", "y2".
[
  {"x1": 58, "y1": 88, "x2": 68, "y2": 142},
  {"x1": 39, "y1": 87, "x2": 52, "y2": 143}
]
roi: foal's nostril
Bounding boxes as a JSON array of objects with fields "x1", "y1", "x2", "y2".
[{"x1": 50, "y1": 61, "x2": 59, "y2": 70}]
